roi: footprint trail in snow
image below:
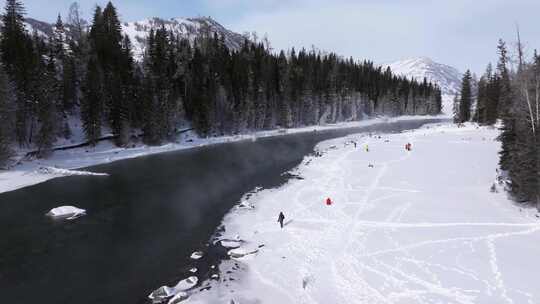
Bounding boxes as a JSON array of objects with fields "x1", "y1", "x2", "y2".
[{"x1": 192, "y1": 123, "x2": 540, "y2": 304}]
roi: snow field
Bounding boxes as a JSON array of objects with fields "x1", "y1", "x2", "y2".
[{"x1": 191, "y1": 123, "x2": 540, "y2": 304}]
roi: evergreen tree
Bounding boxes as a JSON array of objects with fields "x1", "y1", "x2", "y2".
[
  {"x1": 469, "y1": 40, "x2": 540, "y2": 209},
  {"x1": 142, "y1": 27, "x2": 179, "y2": 144},
  {"x1": 474, "y1": 64, "x2": 500, "y2": 125},
  {"x1": 52, "y1": 14, "x2": 76, "y2": 115},
  {"x1": 0, "y1": 63, "x2": 14, "y2": 166},
  {"x1": 277, "y1": 50, "x2": 292, "y2": 127},
  {"x1": 190, "y1": 47, "x2": 211, "y2": 135},
  {"x1": 102, "y1": 2, "x2": 130, "y2": 146},
  {"x1": 474, "y1": 74, "x2": 487, "y2": 123},
  {"x1": 457, "y1": 70, "x2": 472, "y2": 123},
  {"x1": 0, "y1": 0, "x2": 27, "y2": 72},
  {"x1": 506, "y1": 48, "x2": 540, "y2": 207},
  {"x1": 81, "y1": 56, "x2": 103, "y2": 145},
  {"x1": 496, "y1": 39, "x2": 516, "y2": 171},
  {"x1": 61, "y1": 54, "x2": 78, "y2": 114},
  {"x1": 121, "y1": 34, "x2": 142, "y2": 131},
  {"x1": 35, "y1": 56, "x2": 58, "y2": 157},
  {"x1": 452, "y1": 93, "x2": 460, "y2": 123},
  {"x1": 83, "y1": 2, "x2": 135, "y2": 146},
  {"x1": 52, "y1": 14, "x2": 66, "y2": 58},
  {"x1": 0, "y1": 0, "x2": 36, "y2": 146}
]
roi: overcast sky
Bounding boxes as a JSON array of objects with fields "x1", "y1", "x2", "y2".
[{"x1": 20, "y1": 0, "x2": 540, "y2": 73}]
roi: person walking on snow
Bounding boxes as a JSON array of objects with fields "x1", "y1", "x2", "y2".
[
  {"x1": 365, "y1": 144, "x2": 369, "y2": 152},
  {"x1": 277, "y1": 212, "x2": 285, "y2": 229}
]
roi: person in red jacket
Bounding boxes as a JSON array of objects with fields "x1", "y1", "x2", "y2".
[{"x1": 326, "y1": 198, "x2": 333, "y2": 206}]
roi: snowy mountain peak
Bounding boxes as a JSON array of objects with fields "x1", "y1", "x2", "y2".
[
  {"x1": 122, "y1": 16, "x2": 246, "y2": 60},
  {"x1": 383, "y1": 57, "x2": 462, "y2": 96},
  {"x1": 16, "y1": 16, "x2": 246, "y2": 62},
  {"x1": 396, "y1": 57, "x2": 435, "y2": 66}
]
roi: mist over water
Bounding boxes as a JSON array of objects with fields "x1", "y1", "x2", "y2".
[{"x1": 0, "y1": 119, "x2": 444, "y2": 304}]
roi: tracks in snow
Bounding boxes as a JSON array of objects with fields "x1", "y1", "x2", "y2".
[
  {"x1": 210, "y1": 127, "x2": 540, "y2": 304},
  {"x1": 295, "y1": 131, "x2": 540, "y2": 303}
]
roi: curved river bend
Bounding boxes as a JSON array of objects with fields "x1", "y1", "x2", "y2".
[{"x1": 0, "y1": 119, "x2": 443, "y2": 304}]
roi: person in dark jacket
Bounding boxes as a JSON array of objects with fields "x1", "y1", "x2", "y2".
[{"x1": 277, "y1": 212, "x2": 285, "y2": 229}]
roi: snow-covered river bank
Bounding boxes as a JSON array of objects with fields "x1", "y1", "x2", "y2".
[
  {"x1": 191, "y1": 122, "x2": 540, "y2": 304},
  {"x1": 0, "y1": 116, "x2": 443, "y2": 194}
]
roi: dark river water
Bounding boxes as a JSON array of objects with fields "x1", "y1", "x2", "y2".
[{"x1": 0, "y1": 119, "x2": 443, "y2": 304}]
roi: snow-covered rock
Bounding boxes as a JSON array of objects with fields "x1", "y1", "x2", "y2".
[
  {"x1": 46, "y1": 206, "x2": 86, "y2": 220},
  {"x1": 228, "y1": 246, "x2": 259, "y2": 259},
  {"x1": 220, "y1": 240, "x2": 242, "y2": 249},
  {"x1": 149, "y1": 276, "x2": 197, "y2": 303},
  {"x1": 190, "y1": 251, "x2": 204, "y2": 260},
  {"x1": 148, "y1": 286, "x2": 175, "y2": 303},
  {"x1": 173, "y1": 276, "x2": 198, "y2": 291},
  {"x1": 189, "y1": 268, "x2": 197, "y2": 273},
  {"x1": 167, "y1": 292, "x2": 188, "y2": 304}
]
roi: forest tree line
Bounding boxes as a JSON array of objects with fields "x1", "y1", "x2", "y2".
[
  {"x1": 454, "y1": 37, "x2": 540, "y2": 210},
  {"x1": 0, "y1": 0, "x2": 442, "y2": 165}
]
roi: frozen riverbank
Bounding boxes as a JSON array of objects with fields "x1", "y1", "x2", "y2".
[
  {"x1": 0, "y1": 115, "x2": 443, "y2": 194},
  {"x1": 191, "y1": 122, "x2": 540, "y2": 304}
]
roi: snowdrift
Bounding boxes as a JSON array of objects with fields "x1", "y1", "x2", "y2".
[{"x1": 37, "y1": 166, "x2": 108, "y2": 177}]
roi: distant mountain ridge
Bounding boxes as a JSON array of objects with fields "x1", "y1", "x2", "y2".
[
  {"x1": 121, "y1": 17, "x2": 246, "y2": 60},
  {"x1": 21, "y1": 16, "x2": 247, "y2": 60},
  {"x1": 22, "y1": 17, "x2": 460, "y2": 99},
  {"x1": 383, "y1": 57, "x2": 462, "y2": 96}
]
